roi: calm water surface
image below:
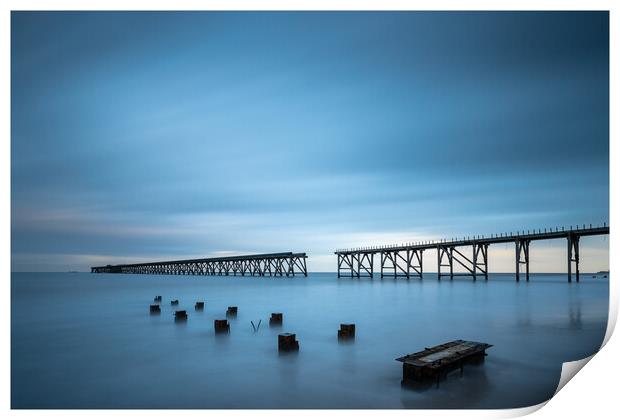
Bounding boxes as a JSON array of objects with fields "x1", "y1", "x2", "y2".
[{"x1": 11, "y1": 272, "x2": 608, "y2": 408}]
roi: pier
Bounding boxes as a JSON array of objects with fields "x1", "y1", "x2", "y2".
[
  {"x1": 335, "y1": 224, "x2": 609, "y2": 282},
  {"x1": 91, "y1": 252, "x2": 308, "y2": 277}
]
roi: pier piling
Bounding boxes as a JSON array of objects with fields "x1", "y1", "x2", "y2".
[
  {"x1": 174, "y1": 310, "x2": 188, "y2": 321},
  {"x1": 214, "y1": 319, "x2": 230, "y2": 334},
  {"x1": 278, "y1": 333, "x2": 299, "y2": 352},
  {"x1": 338, "y1": 324, "x2": 355, "y2": 340},
  {"x1": 270, "y1": 313, "x2": 283, "y2": 326}
]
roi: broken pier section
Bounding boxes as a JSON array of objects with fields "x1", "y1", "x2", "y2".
[{"x1": 396, "y1": 340, "x2": 492, "y2": 384}]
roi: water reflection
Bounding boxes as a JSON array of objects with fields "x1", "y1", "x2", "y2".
[
  {"x1": 400, "y1": 366, "x2": 492, "y2": 408},
  {"x1": 569, "y1": 303, "x2": 583, "y2": 330}
]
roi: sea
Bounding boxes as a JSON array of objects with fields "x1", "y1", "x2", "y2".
[{"x1": 11, "y1": 272, "x2": 609, "y2": 409}]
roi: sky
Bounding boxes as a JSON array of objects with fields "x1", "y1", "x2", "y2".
[{"x1": 11, "y1": 11, "x2": 609, "y2": 272}]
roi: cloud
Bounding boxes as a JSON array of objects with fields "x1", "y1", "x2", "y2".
[{"x1": 11, "y1": 12, "x2": 609, "y2": 271}]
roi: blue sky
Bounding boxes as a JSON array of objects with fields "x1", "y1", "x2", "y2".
[{"x1": 11, "y1": 11, "x2": 609, "y2": 272}]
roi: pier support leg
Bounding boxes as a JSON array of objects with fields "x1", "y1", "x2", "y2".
[
  {"x1": 574, "y1": 240, "x2": 579, "y2": 282},
  {"x1": 437, "y1": 246, "x2": 453, "y2": 280},
  {"x1": 371, "y1": 253, "x2": 374, "y2": 277},
  {"x1": 337, "y1": 254, "x2": 341, "y2": 278},
  {"x1": 525, "y1": 241, "x2": 530, "y2": 281},
  {"x1": 515, "y1": 240, "x2": 520, "y2": 282},
  {"x1": 381, "y1": 252, "x2": 385, "y2": 279},
  {"x1": 567, "y1": 237, "x2": 572, "y2": 283},
  {"x1": 515, "y1": 240, "x2": 530, "y2": 282},
  {"x1": 472, "y1": 244, "x2": 477, "y2": 281},
  {"x1": 568, "y1": 234, "x2": 580, "y2": 283},
  {"x1": 350, "y1": 255, "x2": 354, "y2": 278},
  {"x1": 449, "y1": 248, "x2": 454, "y2": 280},
  {"x1": 483, "y1": 244, "x2": 489, "y2": 280},
  {"x1": 353, "y1": 253, "x2": 361, "y2": 279},
  {"x1": 419, "y1": 250, "x2": 424, "y2": 279}
]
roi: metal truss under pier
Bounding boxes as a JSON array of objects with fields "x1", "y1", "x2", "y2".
[
  {"x1": 91, "y1": 252, "x2": 308, "y2": 277},
  {"x1": 335, "y1": 224, "x2": 609, "y2": 282}
]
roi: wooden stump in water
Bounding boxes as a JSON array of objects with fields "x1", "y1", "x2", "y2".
[
  {"x1": 338, "y1": 323, "x2": 356, "y2": 340},
  {"x1": 226, "y1": 306, "x2": 237, "y2": 317},
  {"x1": 278, "y1": 333, "x2": 299, "y2": 352},
  {"x1": 269, "y1": 313, "x2": 283, "y2": 326},
  {"x1": 149, "y1": 304, "x2": 161, "y2": 314},
  {"x1": 174, "y1": 310, "x2": 188, "y2": 321},
  {"x1": 171, "y1": 299, "x2": 179, "y2": 306},
  {"x1": 154, "y1": 296, "x2": 162, "y2": 302},
  {"x1": 195, "y1": 301, "x2": 205, "y2": 311},
  {"x1": 214, "y1": 319, "x2": 230, "y2": 334}
]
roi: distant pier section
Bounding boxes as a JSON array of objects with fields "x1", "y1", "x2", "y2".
[
  {"x1": 91, "y1": 252, "x2": 308, "y2": 277},
  {"x1": 335, "y1": 224, "x2": 609, "y2": 282}
]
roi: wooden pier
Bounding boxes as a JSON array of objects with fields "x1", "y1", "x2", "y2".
[
  {"x1": 91, "y1": 252, "x2": 308, "y2": 277},
  {"x1": 335, "y1": 224, "x2": 609, "y2": 282},
  {"x1": 396, "y1": 340, "x2": 492, "y2": 383}
]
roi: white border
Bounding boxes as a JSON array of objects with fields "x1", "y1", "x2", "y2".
[{"x1": 3, "y1": 1, "x2": 617, "y2": 419}]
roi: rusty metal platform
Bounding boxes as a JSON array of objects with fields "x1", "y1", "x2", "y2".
[{"x1": 396, "y1": 340, "x2": 492, "y2": 383}]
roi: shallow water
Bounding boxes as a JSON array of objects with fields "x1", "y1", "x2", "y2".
[{"x1": 11, "y1": 272, "x2": 608, "y2": 409}]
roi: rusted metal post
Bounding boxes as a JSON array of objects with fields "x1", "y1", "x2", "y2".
[
  {"x1": 381, "y1": 251, "x2": 385, "y2": 279},
  {"x1": 449, "y1": 247, "x2": 454, "y2": 280},
  {"x1": 472, "y1": 243, "x2": 477, "y2": 281},
  {"x1": 568, "y1": 234, "x2": 580, "y2": 283},
  {"x1": 515, "y1": 240, "x2": 520, "y2": 282},
  {"x1": 574, "y1": 236, "x2": 580, "y2": 282},
  {"x1": 525, "y1": 240, "x2": 530, "y2": 281},
  {"x1": 567, "y1": 235, "x2": 572, "y2": 283},
  {"x1": 419, "y1": 249, "x2": 424, "y2": 278},
  {"x1": 437, "y1": 246, "x2": 441, "y2": 280}
]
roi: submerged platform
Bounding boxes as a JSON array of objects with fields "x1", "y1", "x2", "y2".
[{"x1": 396, "y1": 340, "x2": 492, "y2": 383}]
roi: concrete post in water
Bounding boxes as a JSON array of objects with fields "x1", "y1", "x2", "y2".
[
  {"x1": 174, "y1": 310, "x2": 188, "y2": 321},
  {"x1": 338, "y1": 323, "x2": 356, "y2": 340},
  {"x1": 195, "y1": 301, "x2": 205, "y2": 311},
  {"x1": 278, "y1": 333, "x2": 299, "y2": 352},
  {"x1": 171, "y1": 299, "x2": 179, "y2": 306},
  {"x1": 269, "y1": 313, "x2": 283, "y2": 326},
  {"x1": 226, "y1": 306, "x2": 238, "y2": 317},
  {"x1": 150, "y1": 304, "x2": 161, "y2": 314},
  {"x1": 154, "y1": 296, "x2": 162, "y2": 302},
  {"x1": 214, "y1": 319, "x2": 230, "y2": 334}
]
